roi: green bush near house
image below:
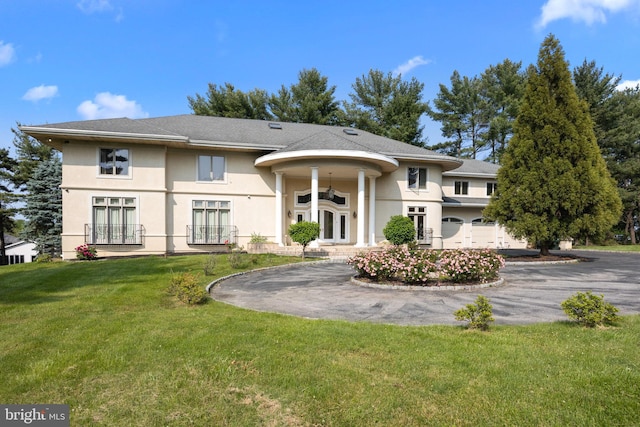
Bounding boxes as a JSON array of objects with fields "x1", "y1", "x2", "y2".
[
  {"x1": 561, "y1": 291, "x2": 619, "y2": 327},
  {"x1": 167, "y1": 271, "x2": 209, "y2": 305},
  {"x1": 288, "y1": 221, "x2": 320, "y2": 258},
  {"x1": 383, "y1": 215, "x2": 416, "y2": 245},
  {"x1": 454, "y1": 295, "x2": 495, "y2": 330}
]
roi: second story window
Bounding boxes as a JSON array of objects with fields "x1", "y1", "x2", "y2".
[
  {"x1": 454, "y1": 181, "x2": 469, "y2": 195},
  {"x1": 408, "y1": 167, "x2": 427, "y2": 190},
  {"x1": 487, "y1": 182, "x2": 498, "y2": 196},
  {"x1": 99, "y1": 148, "x2": 129, "y2": 176},
  {"x1": 198, "y1": 155, "x2": 225, "y2": 182}
]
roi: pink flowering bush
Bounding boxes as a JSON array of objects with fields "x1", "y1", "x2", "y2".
[
  {"x1": 348, "y1": 247, "x2": 504, "y2": 285},
  {"x1": 75, "y1": 244, "x2": 98, "y2": 260},
  {"x1": 438, "y1": 248, "x2": 505, "y2": 283}
]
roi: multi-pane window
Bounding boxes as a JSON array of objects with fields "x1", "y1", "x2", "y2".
[
  {"x1": 408, "y1": 167, "x2": 427, "y2": 190},
  {"x1": 486, "y1": 182, "x2": 498, "y2": 196},
  {"x1": 408, "y1": 206, "x2": 428, "y2": 242},
  {"x1": 454, "y1": 181, "x2": 469, "y2": 195},
  {"x1": 92, "y1": 197, "x2": 138, "y2": 244},
  {"x1": 99, "y1": 148, "x2": 130, "y2": 176},
  {"x1": 197, "y1": 155, "x2": 225, "y2": 182},
  {"x1": 192, "y1": 200, "x2": 230, "y2": 244}
]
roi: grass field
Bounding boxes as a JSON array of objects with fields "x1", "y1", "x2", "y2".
[
  {"x1": 1, "y1": 254, "x2": 639, "y2": 426},
  {"x1": 575, "y1": 244, "x2": 640, "y2": 252}
]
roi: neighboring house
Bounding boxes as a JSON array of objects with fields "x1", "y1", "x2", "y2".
[
  {"x1": 3, "y1": 235, "x2": 38, "y2": 264},
  {"x1": 21, "y1": 115, "x2": 527, "y2": 260}
]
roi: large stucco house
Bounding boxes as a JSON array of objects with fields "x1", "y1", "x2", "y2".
[{"x1": 21, "y1": 115, "x2": 526, "y2": 259}]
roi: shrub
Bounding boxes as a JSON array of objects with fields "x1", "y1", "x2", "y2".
[
  {"x1": 347, "y1": 247, "x2": 403, "y2": 281},
  {"x1": 249, "y1": 232, "x2": 268, "y2": 243},
  {"x1": 348, "y1": 248, "x2": 505, "y2": 285},
  {"x1": 36, "y1": 253, "x2": 53, "y2": 263},
  {"x1": 228, "y1": 252, "x2": 249, "y2": 269},
  {"x1": 167, "y1": 271, "x2": 208, "y2": 305},
  {"x1": 454, "y1": 295, "x2": 495, "y2": 330},
  {"x1": 561, "y1": 291, "x2": 619, "y2": 327},
  {"x1": 397, "y1": 249, "x2": 439, "y2": 284},
  {"x1": 383, "y1": 215, "x2": 416, "y2": 245},
  {"x1": 203, "y1": 254, "x2": 218, "y2": 276},
  {"x1": 75, "y1": 244, "x2": 98, "y2": 260},
  {"x1": 288, "y1": 221, "x2": 320, "y2": 258},
  {"x1": 438, "y1": 249, "x2": 505, "y2": 283}
]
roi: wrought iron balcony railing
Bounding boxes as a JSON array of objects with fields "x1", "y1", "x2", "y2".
[
  {"x1": 85, "y1": 224, "x2": 144, "y2": 245},
  {"x1": 187, "y1": 225, "x2": 238, "y2": 245}
]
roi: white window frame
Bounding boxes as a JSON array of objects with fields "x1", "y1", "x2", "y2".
[
  {"x1": 90, "y1": 195, "x2": 140, "y2": 244},
  {"x1": 196, "y1": 154, "x2": 226, "y2": 183},
  {"x1": 407, "y1": 167, "x2": 428, "y2": 190},
  {"x1": 97, "y1": 148, "x2": 131, "y2": 179}
]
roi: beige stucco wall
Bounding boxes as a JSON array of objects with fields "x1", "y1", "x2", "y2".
[
  {"x1": 58, "y1": 139, "x2": 527, "y2": 257},
  {"x1": 60, "y1": 140, "x2": 168, "y2": 259}
]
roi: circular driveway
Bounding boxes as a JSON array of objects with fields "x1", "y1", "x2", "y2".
[{"x1": 209, "y1": 250, "x2": 640, "y2": 326}]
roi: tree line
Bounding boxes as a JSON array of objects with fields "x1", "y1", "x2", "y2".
[
  {"x1": 1, "y1": 33, "x2": 637, "y2": 261},
  {"x1": 190, "y1": 35, "x2": 639, "y2": 245},
  {"x1": 0, "y1": 128, "x2": 61, "y2": 263}
]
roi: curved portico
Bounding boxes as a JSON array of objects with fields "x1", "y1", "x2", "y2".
[{"x1": 255, "y1": 146, "x2": 399, "y2": 247}]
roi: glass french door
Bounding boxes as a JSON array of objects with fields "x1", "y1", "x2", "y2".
[{"x1": 317, "y1": 209, "x2": 348, "y2": 243}]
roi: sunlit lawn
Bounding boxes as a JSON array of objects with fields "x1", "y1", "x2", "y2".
[{"x1": 1, "y1": 254, "x2": 639, "y2": 426}]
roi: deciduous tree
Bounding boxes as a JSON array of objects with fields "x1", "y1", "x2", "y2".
[{"x1": 485, "y1": 35, "x2": 622, "y2": 255}]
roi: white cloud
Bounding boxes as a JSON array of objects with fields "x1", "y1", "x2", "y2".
[
  {"x1": 77, "y1": 0, "x2": 113, "y2": 14},
  {"x1": 22, "y1": 85, "x2": 59, "y2": 102},
  {"x1": 536, "y1": 0, "x2": 640, "y2": 28},
  {"x1": 616, "y1": 79, "x2": 640, "y2": 90},
  {"x1": 0, "y1": 41, "x2": 16, "y2": 67},
  {"x1": 77, "y1": 92, "x2": 149, "y2": 120},
  {"x1": 392, "y1": 55, "x2": 431, "y2": 77}
]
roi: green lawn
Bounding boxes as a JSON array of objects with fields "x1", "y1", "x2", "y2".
[
  {"x1": 1, "y1": 254, "x2": 639, "y2": 426},
  {"x1": 575, "y1": 244, "x2": 640, "y2": 252}
]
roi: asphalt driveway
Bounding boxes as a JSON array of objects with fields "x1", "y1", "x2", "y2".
[{"x1": 209, "y1": 250, "x2": 640, "y2": 326}]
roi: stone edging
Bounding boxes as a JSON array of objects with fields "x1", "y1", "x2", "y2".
[{"x1": 350, "y1": 276, "x2": 504, "y2": 291}]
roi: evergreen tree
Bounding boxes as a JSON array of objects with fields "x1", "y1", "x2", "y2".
[
  {"x1": 345, "y1": 69, "x2": 428, "y2": 146},
  {"x1": 270, "y1": 68, "x2": 343, "y2": 125},
  {"x1": 0, "y1": 148, "x2": 18, "y2": 264},
  {"x1": 484, "y1": 35, "x2": 622, "y2": 255},
  {"x1": 22, "y1": 156, "x2": 62, "y2": 256},
  {"x1": 187, "y1": 83, "x2": 273, "y2": 120},
  {"x1": 11, "y1": 125, "x2": 55, "y2": 189},
  {"x1": 481, "y1": 59, "x2": 525, "y2": 163},
  {"x1": 601, "y1": 88, "x2": 640, "y2": 243},
  {"x1": 427, "y1": 71, "x2": 489, "y2": 157}
]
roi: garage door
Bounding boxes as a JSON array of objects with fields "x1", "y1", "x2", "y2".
[
  {"x1": 442, "y1": 217, "x2": 463, "y2": 248},
  {"x1": 471, "y1": 219, "x2": 496, "y2": 248}
]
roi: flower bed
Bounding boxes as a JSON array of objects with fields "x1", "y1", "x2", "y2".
[{"x1": 347, "y1": 247, "x2": 505, "y2": 286}]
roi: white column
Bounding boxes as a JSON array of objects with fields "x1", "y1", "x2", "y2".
[
  {"x1": 356, "y1": 169, "x2": 366, "y2": 247},
  {"x1": 310, "y1": 167, "x2": 319, "y2": 248},
  {"x1": 368, "y1": 176, "x2": 376, "y2": 246},
  {"x1": 275, "y1": 172, "x2": 283, "y2": 246}
]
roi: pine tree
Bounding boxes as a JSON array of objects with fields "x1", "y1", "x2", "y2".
[
  {"x1": 22, "y1": 156, "x2": 62, "y2": 256},
  {"x1": 0, "y1": 148, "x2": 18, "y2": 264},
  {"x1": 345, "y1": 69, "x2": 428, "y2": 146},
  {"x1": 484, "y1": 35, "x2": 621, "y2": 255}
]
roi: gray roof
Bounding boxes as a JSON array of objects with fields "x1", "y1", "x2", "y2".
[
  {"x1": 22, "y1": 115, "x2": 463, "y2": 169},
  {"x1": 443, "y1": 196, "x2": 490, "y2": 207},
  {"x1": 443, "y1": 158, "x2": 499, "y2": 177}
]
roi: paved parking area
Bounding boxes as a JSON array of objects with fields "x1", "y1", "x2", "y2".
[{"x1": 209, "y1": 250, "x2": 640, "y2": 326}]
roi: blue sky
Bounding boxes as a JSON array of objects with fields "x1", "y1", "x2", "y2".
[{"x1": 2, "y1": 0, "x2": 640, "y2": 154}]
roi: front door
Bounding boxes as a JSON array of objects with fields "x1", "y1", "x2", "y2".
[{"x1": 317, "y1": 208, "x2": 349, "y2": 244}]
